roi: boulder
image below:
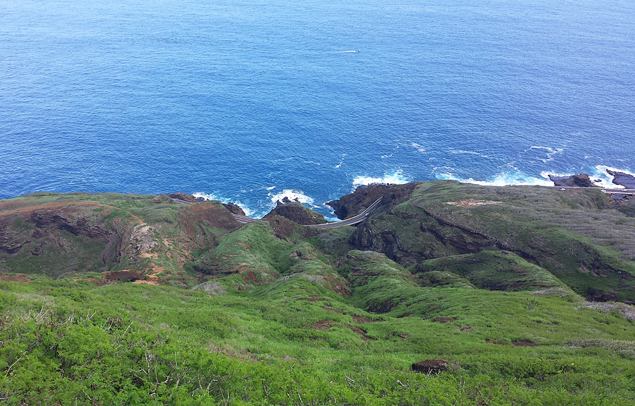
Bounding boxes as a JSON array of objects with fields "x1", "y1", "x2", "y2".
[{"x1": 411, "y1": 359, "x2": 447, "y2": 374}]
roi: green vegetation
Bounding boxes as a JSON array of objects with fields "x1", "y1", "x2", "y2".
[
  {"x1": 415, "y1": 251, "x2": 572, "y2": 293},
  {"x1": 2, "y1": 275, "x2": 634, "y2": 404},
  {"x1": 2, "y1": 183, "x2": 635, "y2": 404}
]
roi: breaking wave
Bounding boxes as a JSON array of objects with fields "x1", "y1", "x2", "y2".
[
  {"x1": 270, "y1": 189, "x2": 316, "y2": 207},
  {"x1": 352, "y1": 170, "x2": 411, "y2": 188}
]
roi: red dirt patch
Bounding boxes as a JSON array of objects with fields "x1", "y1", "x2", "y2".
[
  {"x1": 311, "y1": 320, "x2": 335, "y2": 330},
  {"x1": 83, "y1": 277, "x2": 106, "y2": 286},
  {"x1": 0, "y1": 274, "x2": 31, "y2": 283},
  {"x1": 352, "y1": 315, "x2": 382, "y2": 324},
  {"x1": 486, "y1": 340, "x2": 509, "y2": 345},
  {"x1": 512, "y1": 340, "x2": 539, "y2": 347},
  {"x1": 433, "y1": 317, "x2": 456, "y2": 323},
  {"x1": 243, "y1": 271, "x2": 257, "y2": 282},
  {"x1": 343, "y1": 324, "x2": 368, "y2": 341},
  {"x1": 323, "y1": 276, "x2": 351, "y2": 296},
  {"x1": 323, "y1": 307, "x2": 342, "y2": 314},
  {"x1": 460, "y1": 326, "x2": 472, "y2": 332}
]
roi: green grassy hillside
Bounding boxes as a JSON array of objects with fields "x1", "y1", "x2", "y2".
[{"x1": 1, "y1": 183, "x2": 635, "y2": 404}]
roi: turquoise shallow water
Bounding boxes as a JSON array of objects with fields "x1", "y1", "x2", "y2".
[{"x1": 1, "y1": 0, "x2": 634, "y2": 216}]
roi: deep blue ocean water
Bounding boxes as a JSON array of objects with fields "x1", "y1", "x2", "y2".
[{"x1": 1, "y1": 0, "x2": 634, "y2": 217}]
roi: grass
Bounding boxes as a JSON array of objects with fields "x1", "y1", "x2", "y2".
[
  {"x1": 1, "y1": 276, "x2": 634, "y2": 405},
  {"x1": 3, "y1": 184, "x2": 635, "y2": 403}
]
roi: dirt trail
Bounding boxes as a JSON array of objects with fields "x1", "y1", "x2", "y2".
[{"x1": 0, "y1": 201, "x2": 143, "y2": 224}]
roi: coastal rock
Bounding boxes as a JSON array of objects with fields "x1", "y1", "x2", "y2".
[
  {"x1": 263, "y1": 202, "x2": 327, "y2": 225},
  {"x1": 326, "y1": 183, "x2": 417, "y2": 220},
  {"x1": 168, "y1": 193, "x2": 198, "y2": 203},
  {"x1": 222, "y1": 203, "x2": 246, "y2": 216},
  {"x1": 548, "y1": 173, "x2": 596, "y2": 188},
  {"x1": 607, "y1": 170, "x2": 635, "y2": 189}
]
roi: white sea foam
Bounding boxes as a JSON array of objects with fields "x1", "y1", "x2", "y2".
[
  {"x1": 335, "y1": 154, "x2": 346, "y2": 168},
  {"x1": 352, "y1": 170, "x2": 411, "y2": 188},
  {"x1": 449, "y1": 149, "x2": 493, "y2": 159},
  {"x1": 270, "y1": 189, "x2": 316, "y2": 207},
  {"x1": 411, "y1": 142, "x2": 426, "y2": 153},
  {"x1": 435, "y1": 171, "x2": 552, "y2": 187},
  {"x1": 192, "y1": 192, "x2": 254, "y2": 217},
  {"x1": 192, "y1": 192, "x2": 217, "y2": 201},
  {"x1": 527, "y1": 146, "x2": 564, "y2": 163}
]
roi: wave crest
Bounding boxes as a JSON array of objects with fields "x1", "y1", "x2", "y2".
[{"x1": 352, "y1": 170, "x2": 411, "y2": 188}]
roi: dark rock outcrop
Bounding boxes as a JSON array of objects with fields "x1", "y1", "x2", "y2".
[
  {"x1": 222, "y1": 203, "x2": 246, "y2": 216},
  {"x1": 549, "y1": 173, "x2": 597, "y2": 188},
  {"x1": 587, "y1": 287, "x2": 619, "y2": 302},
  {"x1": 326, "y1": 183, "x2": 417, "y2": 220},
  {"x1": 411, "y1": 360, "x2": 447, "y2": 374},
  {"x1": 105, "y1": 270, "x2": 145, "y2": 282},
  {"x1": 168, "y1": 193, "x2": 198, "y2": 203},
  {"x1": 607, "y1": 170, "x2": 635, "y2": 189}
]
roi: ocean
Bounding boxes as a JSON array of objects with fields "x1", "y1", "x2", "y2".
[{"x1": 1, "y1": 0, "x2": 634, "y2": 218}]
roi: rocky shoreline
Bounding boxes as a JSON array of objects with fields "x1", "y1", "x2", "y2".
[{"x1": 549, "y1": 169, "x2": 635, "y2": 189}]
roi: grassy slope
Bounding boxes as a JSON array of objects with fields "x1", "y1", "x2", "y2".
[
  {"x1": 2, "y1": 272, "x2": 635, "y2": 404},
  {"x1": 415, "y1": 250, "x2": 573, "y2": 293},
  {"x1": 0, "y1": 192, "x2": 239, "y2": 284},
  {"x1": 353, "y1": 181, "x2": 635, "y2": 301},
  {"x1": 2, "y1": 186, "x2": 635, "y2": 404}
]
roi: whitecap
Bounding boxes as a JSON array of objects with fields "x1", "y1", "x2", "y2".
[
  {"x1": 411, "y1": 142, "x2": 426, "y2": 153},
  {"x1": 352, "y1": 169, "x2": 411, "y2": 188},
  {"x1": 435, "y1": 171, "x2": 552, "y2": 187},
  {"x1": 527, "y1": 146, "x2": 564, "y2": 163},
  {"x1": 270, "y1": 189, "x2": 317, "y2": 207},
  {"x1": 192, "y1": 192, "x2": 217, "y2": 201},
  {"x1": 335, "y1": 154, "x2": 346, "y2": 168},
  {"x1": 449, "y1": 149, "x2": 493, "y2": 159}
]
